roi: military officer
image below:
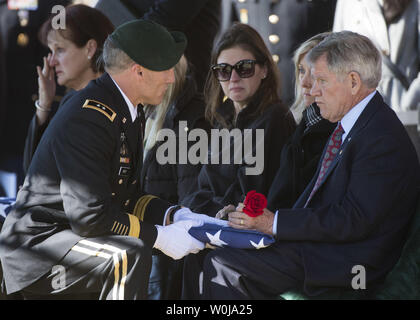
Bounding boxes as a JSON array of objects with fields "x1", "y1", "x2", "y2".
[
  {"x1": 0, "y1": 19, "x2": 204, "y2": 300},
  {"x1": 223, "y1": 0, "x2": 337, "y2": 107}
]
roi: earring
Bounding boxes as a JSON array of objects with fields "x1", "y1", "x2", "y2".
[{"x1": 87, "y1": 56, "x2": 91, "y2": 60}]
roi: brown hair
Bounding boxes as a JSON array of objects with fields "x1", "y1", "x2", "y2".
[
  {"x1": 39, "y1": 4, "x2": 114, "y2": 73},
  {"x1": 204, "y1": 23, "x2": 281, "y2": 127}
]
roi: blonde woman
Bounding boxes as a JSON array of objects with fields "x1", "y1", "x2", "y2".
[{"x1": 267, "y1": 32, "x2": 337, "y2": 210}]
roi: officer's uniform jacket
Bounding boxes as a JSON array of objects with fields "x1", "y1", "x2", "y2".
[{"x1": 0, "y1": 73, "x2": 171, "y2": 294}]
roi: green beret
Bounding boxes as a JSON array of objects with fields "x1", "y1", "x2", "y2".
[{"x1": 110, "y1": 19, "x2": 187, "y2": 71}]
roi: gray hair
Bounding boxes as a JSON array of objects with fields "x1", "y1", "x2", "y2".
[
  {"x1": 306, "y1": 31, "x2": 382, "y2": 89},
  {"x1": 101, "y1": 36, "x2": 135, "y2": 73}
]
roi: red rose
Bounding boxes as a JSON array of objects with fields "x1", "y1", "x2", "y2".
[{"x1": 243, "y1": 190, "x2": 267, "y2": 217}]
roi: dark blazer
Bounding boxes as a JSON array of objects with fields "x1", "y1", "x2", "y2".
[
  {"x1": 274, "y1": 92, "x2": 420, "y2": 295},
  {"x1": 141, "y1": 72, "x2": 211, "y2": 205},
  {"x1": 0, "y1": 73, "x2": 170, "y2": 294},
  {"x1": 267, "y1": 105, "x2": 336, "y2": 210},
  {"x1": 183, "y1": 97, "x2": 296, "y2": 216}
]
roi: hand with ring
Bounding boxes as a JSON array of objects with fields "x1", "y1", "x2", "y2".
[
  {"x1": 228, "y1": 203, "x2": 276, "y2": 235},
  {"x1": 228, "y1": 202, "x2": 248, "y2": 230}
]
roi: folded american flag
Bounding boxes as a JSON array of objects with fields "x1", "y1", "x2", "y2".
[
  {"x1": 0, "y1": 197, "x2": 15, "y2": 224},
  {"x1": 188, "y1": 223, "x2": 275, "y2": 249}
]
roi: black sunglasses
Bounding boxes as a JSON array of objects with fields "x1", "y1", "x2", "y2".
[{"x1": 211, "y1": 59, "x2": 261, "y2": 81}]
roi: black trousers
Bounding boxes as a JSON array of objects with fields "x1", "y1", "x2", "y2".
[
  {"x1": 22, "y1": 235, "x2": 152, "y2": 300},
  {"x1": 182, "y1": 242, "x2": 305, "y2": 300},
  {"x1": 147, "y1": 252, "x2": 184, "y2": 300}
]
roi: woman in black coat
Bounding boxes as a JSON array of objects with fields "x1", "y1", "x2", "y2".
[
  {"x1": 182, "y1": 23, "x2": 296, "y2": 217},
  {"x1": 267, "y1": 32, "x2": 337, "y2": 210},
  {"x1": 23, "y1": 5, "x2": 114, "y2": 173},
  {"x1": 141, "y1": 56, "x2": 211, "y2": 299}
]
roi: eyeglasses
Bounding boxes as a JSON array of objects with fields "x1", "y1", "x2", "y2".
[{"x1": 211, "y1": 59, "x2": 261, "y2": 81}]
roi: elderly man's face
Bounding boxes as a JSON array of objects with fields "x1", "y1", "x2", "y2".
[
  {"x1": 310, "y1": 55, "x2": 354, "y2": 123},
  {"x1": 140, "y1": 67, "x2": 175, "y2": 105}
]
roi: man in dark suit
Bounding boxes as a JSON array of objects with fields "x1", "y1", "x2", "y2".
[{"x1": 182, "y1": 31, "x2": 420, "y2": 299}]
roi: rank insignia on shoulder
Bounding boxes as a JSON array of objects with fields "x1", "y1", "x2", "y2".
[{"x1": 83, "y1": 99, "x2": 116, "y2": 122}]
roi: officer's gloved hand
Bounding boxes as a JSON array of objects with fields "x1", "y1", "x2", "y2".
[
  {"x1": 153, "y1": 220, "x2": 205, "y2": 260},
  {"x1": 174, "y1": 207, "x2": 228, "y2": 227}
]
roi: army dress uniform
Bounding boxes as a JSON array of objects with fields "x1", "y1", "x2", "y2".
[{"x1": 0, "y1": 73, "x2": 173, "y2": 299}]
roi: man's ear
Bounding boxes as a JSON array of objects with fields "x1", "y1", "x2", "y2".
[
  {"x1": 349, "y1": 71, "x2": 362, "y2": 95},
  {"x1": 132, "y1": 64, "x2": 143, "y2": 77}
]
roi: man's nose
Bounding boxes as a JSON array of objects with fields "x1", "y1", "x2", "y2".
[{"x1": 310, "y1": 81, "x2": 320, "y2": 96}]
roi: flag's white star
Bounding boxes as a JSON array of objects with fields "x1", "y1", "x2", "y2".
[
  {"x1": 206, "y1": 230, "x2": 228, "y2": 247},
  {"x1": 250, "y1": 237, "x2": 269, "y2": 249}
]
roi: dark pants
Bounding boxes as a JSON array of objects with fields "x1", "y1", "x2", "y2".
[
  {"x1": 147, "y1": 252, "x2": 183, "y2": 300},
  {"x1": 22, "y1": 236, "x2": 152, "y2": 300},
  {"x1": 182, "y1": 242, "x2": 305, "y2": 300}
]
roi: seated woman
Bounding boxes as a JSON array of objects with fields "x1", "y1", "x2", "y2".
[
  {"x1": 182, "y1": 23, "x2": 296, "y2": 216},
  {"x1": 23, "y1": 4, "x2": 114, "y2": 172},
  {"x1": 141, "y1": 56, "x2": 210, "y2": 299},
  {"x1": 267, "y1": 32, "x2": 337, "y2": 210}
]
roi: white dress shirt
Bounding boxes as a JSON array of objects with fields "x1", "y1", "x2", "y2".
[{"x1": 111, "y1": 77, "x2": 138, "y2": 122}]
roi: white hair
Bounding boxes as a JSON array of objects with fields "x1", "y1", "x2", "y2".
[{"x1": 307, "y1": 31, "x2": 382, "y2": 89}]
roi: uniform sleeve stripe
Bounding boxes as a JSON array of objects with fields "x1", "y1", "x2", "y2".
[
  {"x1": 127, "y1": 214, "x2": 140, "y2": 238},
  {"x1": 116, "y1": 223, "x2": 124, "y2": 234},
  {"x1": 122, "y1": 225, "x2": 128, "y2": 236},
  {"x1": 133, "y1": 195, "x2": 158, "y2": 221}
]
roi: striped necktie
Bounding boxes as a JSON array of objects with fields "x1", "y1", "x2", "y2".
[{"x1": 304, "y1": 123, "x2": 344, "y2": 207}]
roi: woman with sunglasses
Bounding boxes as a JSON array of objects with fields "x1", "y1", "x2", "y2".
[
  {"x1": 23, "y1": 4, "x2": 114, "y2": 173},
  {"x1": 181, "y1": 22, "x2": 296, "y2": 217},
  {"x1": 266, "y1": 32, "x2": 337, "y2": 211}
]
